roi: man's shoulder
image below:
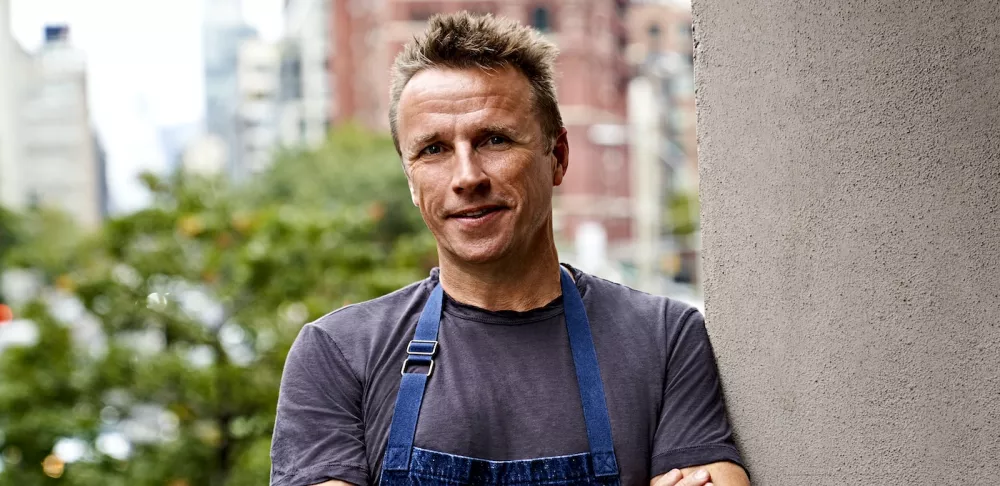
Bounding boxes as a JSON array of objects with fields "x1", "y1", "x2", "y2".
[
  {"x1": 579, "y1": 270, "x2": 700, "y2": 320},
  {"x1": 305, "y1": 276, "x2": 434, "y2": 345}
]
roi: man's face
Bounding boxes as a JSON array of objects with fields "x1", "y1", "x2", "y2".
[{"x1": 396, "y1": 66, "x2": 568, "y2": 265}]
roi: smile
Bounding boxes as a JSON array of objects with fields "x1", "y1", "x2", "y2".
[{"x1": 450, "y1": 206, "x2": 506, "y2": 219}]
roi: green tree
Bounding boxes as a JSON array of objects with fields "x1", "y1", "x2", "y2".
[
  {"x1": 253, "y1": 124, "x2": 424, "y2": 243},
  {"x1": 0, "y1": 127, "x2": 435, "y2": 485}
]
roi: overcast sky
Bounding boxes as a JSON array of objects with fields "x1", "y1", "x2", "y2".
[{"x1": 9, "y1": 0, "x2": 282, "y2": 211}]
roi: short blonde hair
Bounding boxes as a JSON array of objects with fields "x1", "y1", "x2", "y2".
[{"x1": 389, "y1": 11, "x2": 562, "y2": 154}]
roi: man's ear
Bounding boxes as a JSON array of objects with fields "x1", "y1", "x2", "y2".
[{"x1": 552, "y1": 127, "x2": 569, "y2": 186}]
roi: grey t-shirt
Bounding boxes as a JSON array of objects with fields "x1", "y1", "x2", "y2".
[{"x1": 270, "y1": 266, "x2": 742, "y2": 486}]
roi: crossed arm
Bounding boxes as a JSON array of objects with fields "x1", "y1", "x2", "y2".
[
  {"x1": 650, "y1": 461, "x2": 750, "y2": 486},
  {"x1": 307, "y1": 461, "x2": 749, "y2": 486}
]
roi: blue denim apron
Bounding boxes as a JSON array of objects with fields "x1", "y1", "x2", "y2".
[{"x1": 379, "y1": 267, "x2": 620, "y2": 485}]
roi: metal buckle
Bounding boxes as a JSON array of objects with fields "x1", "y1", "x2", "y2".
[
  {"x1": 400, "y1": 357, "x2": 435, "y2": 377},
  {"x1": 407, "y1": 340, "x2": 438, "y2": 356},
  {"x1": 400, "y1": 340, "x2": 437, "y2": 376}
]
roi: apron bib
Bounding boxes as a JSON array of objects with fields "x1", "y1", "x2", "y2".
[{"x1": 379, "y1": 267, "x2": 620, "y2": 485}]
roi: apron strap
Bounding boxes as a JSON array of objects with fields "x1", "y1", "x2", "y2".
[
  {"x1": 560, "y1": 267, "x2": 620, "y2": 477},
  {"x1": 382, "y1": 269, "x2": 619, "y2": 477},
  {"x1": 383, "y1": 283, "x2": 443, "y2": 471}
]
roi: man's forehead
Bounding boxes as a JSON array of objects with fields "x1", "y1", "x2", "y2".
[
  {"x1": 397, "y1": 67, "x2": 535, "y2": 141},
  {"x1": 400, "y1": 66, "x2": 532, "y2": 107}
]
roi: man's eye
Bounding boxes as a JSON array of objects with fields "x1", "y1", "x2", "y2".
[
  {"x1": 422, "y1": 144, "x2": 442, "y2": 155},
  {"x1": 487, "y1": 135, "x2": 509, "y2": 145}
]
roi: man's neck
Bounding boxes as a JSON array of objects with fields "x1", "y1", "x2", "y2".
[{"x1": 438, "y1": 243, "x2": 563, "y2": 312}]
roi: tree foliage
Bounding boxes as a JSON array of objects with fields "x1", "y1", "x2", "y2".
[{"x1": 0, "y1": 126, "x2": 436, "y2": 485}]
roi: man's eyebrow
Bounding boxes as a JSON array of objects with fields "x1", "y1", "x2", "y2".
[
  {"x1": 406, "y1": 132, "x2": 440, "y2": 154},
  {"x1": 481, "y1": 124, "x2": 522, "y2": 138}
]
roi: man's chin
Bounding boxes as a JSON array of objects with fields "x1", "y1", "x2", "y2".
[{"x1": 446, "y1": 242, "x2": 510, "y2": 265}]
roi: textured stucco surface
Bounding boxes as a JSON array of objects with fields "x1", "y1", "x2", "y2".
[{"x1": 693, "y1": 1, "x2": 1000, "y2": 483}]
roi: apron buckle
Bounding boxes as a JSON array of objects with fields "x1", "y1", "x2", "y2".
[{"x1": 400, "y1": 340, "x2": 438, "y2": 376}]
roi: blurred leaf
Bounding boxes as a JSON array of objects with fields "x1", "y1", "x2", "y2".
[
  {"x1": 0, "y1": 125, "x2": 436, "y2": 485},
  {"x1": 665, "y1": 188, "x2": 700, "y2": 236}
]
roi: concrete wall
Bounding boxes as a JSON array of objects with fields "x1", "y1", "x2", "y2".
[{"x1": 693, "y1": 1, "x2": 999, "y2": 483}]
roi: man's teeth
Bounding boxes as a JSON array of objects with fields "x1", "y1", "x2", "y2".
[{"x1": 461, "y1": 208, "x2": 494, "y2": 218}]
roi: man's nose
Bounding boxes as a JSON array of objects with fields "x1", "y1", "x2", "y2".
[{"x1": 451, "y1": 144, "x2": 490, "y2": 195}]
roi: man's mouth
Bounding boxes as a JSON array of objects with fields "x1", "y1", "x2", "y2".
[{"x1": 450, "y1": 206, "x2": 507, "y2": 219}]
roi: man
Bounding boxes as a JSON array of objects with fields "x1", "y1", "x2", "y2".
[{"x1": 270, "y1": 12, "x2": 749, "y2": 486}]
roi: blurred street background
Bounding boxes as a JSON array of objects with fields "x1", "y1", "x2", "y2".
[{"x1": 0, "y1": 0, "x2": 700, "y2": 484}]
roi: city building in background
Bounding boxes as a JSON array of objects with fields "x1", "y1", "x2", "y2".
[
  {"x1": 0, "y1": 0, "x2": 27, "y2": 211},
  {"x1": 625, "y1": 0, "x2": 700, "y2": 292},
  {"x1": 203, "y1": 0, "x2": 259, "y2": 179},
  {"x1": 278, "y1": 0, "x2": 330, "y2": 149},
  {"x1": 627, "y1": 1, "x2": 696, "y2": 181},
  {"x1": 19, "y1": 26, "x2": 105, "y2": 226},
  {"x1": 0, "y1": 18, "x2": 105, "y2": 227},
  {"x1": 236, "y1": 38, "x2": 281, "y2": 174},
  {"x1": 93, "y1": 131, "x2": 109, "y2": 220},
  {"x1": 157, "y1": 122, "x2": 203, "y2": 174}
]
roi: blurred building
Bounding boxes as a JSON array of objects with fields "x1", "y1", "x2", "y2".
[
  {"x1": 625, "y1": 0, "x2": 699, "y2": 289},
  {"x1": 626, "y1": 0, "x2": 695, "y2": 183},
  {"x1": 236, "y1": 38, "x2": 281, "y2": 174},
  {"x1": 0, "y1": 23, "x2": 105, "y2": 227},
  {"x1": 157, "y1": 122, "x2": 202, "y2": 173},
  {"x1": 0, "y1": 0, "x2": 27, "y2": 210},
  {"x1": 278, "y1": 0, "x2": 330, "y2": 148},
  {"x1": 203, "y1": 0, "x2": 259, "y2": 179},
  {"x1": 278, "y1": 0, "x2": 633, "y2": 244},
  {"x1": 94, "y1": 131, "x2": 109, "y2": 219}
]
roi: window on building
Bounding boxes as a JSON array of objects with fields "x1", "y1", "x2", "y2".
[
  {"x1": 280, "y1": 56, "x2": 303, "y2": 100},
  {"x1": 254, "y1": 63, "x2": 272, "y2": 75},
  {"x1": 680, "y1": 23, "x2": 693, "y2": 43},
  {"x1": 672, "y1": 71, "x2": 694, "y2": 96},
  {"x1": 618, "y1": 75, "x2": 630, "y2": 97},
  {"x1": 648, "y1": 23, "x2": 661, "y2": 39},
  {"x1": 531, "y1": 6, "x2": 551, "y2": 33},
  {"x1": 410, "y1": 10, "x2": 433, "y2": 21},
  {"x1": 465, "y1": 2, "x2": 497, "y2": 16},
  {"x1": 614, "y1": 0, "x2": 627, "y2": 18}
]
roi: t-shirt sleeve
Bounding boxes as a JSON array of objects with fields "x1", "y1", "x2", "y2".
[
  {"x1": 270, "y1": 323, "x2": 369, "y2": 486},
  {"x1": 651, "y1": 308, "x2": 744, "y2": 476}
]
